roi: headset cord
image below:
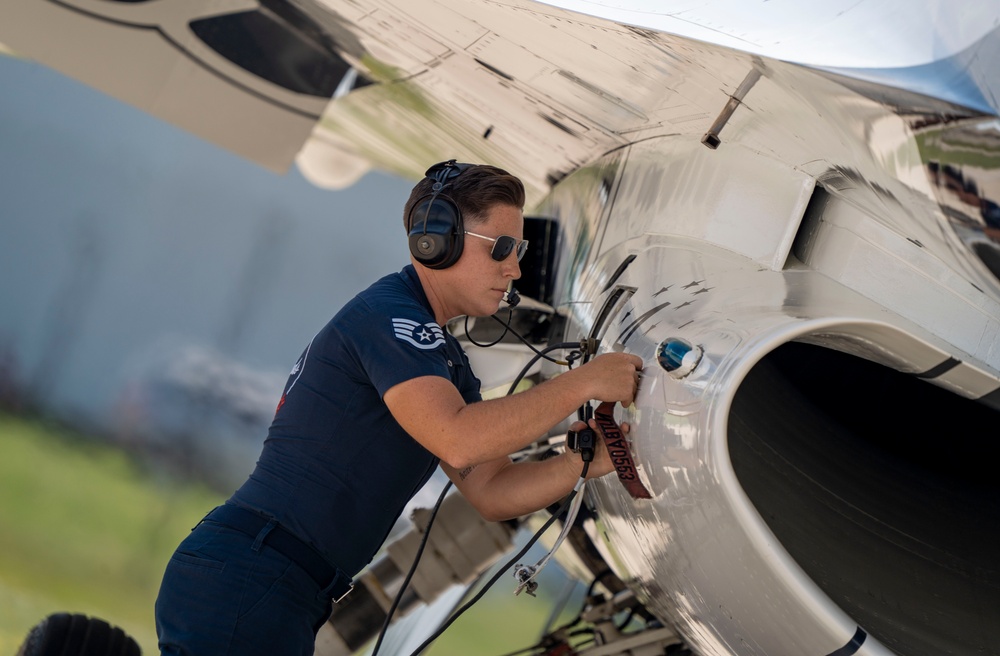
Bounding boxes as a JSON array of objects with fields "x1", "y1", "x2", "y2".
[
  {"x1": 506, "y1": 341, "x2": 582, "y2": 397},
  {"x1": 465, "y1": 310, "x2": 574, "y2": 366},
  {"x1": 464, "y1": 310, "x2": 512, "y2": 348}
]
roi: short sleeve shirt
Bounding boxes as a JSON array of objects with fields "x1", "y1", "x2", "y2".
[{"x1": 230, "y1": 265, "x2": 482, "y2": 576}]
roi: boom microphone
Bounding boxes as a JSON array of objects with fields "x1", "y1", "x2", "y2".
[{"x1": 502, "y1": 284, "x2": 520, "y2": 308}]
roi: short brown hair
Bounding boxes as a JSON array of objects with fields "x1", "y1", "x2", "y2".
[{"x1": 403, "y1": 163, "x2": 525, "y2": 232}]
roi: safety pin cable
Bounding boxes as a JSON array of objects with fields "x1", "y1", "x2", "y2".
[
  {"x1": 407, "y1": 460, "x2": 590, "y2": 656},
  {"x1": 513, "y1": 475, "x2": 587, "y2": 597},
  {"x1": 514, "y1": 400, "x2": 597, "y2": 596}
]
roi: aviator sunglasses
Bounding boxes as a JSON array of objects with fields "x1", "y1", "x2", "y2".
[{"x1": 465, "y1": 231, "x2": 529, "y2": 262}]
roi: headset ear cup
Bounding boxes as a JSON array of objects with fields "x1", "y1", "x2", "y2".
[
  {"x1": 409, "y1": 232, "x2": 448, "y2": 264},
  {"x1": 407, "y1": 194, "x2": 464, "y2": 269}
]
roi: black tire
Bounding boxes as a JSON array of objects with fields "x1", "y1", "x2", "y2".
[{"x1": 16, "y1": 612, "x2": 142, "y2": 656}]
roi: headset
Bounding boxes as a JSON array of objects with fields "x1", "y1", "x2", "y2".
[{"x1": 406, "y1": 159, "x2": 473, "y2": 269}]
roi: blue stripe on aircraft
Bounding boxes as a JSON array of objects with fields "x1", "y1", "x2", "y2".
[{"x1": 825, "y1": 627, "x2": 866, "y2": 656}]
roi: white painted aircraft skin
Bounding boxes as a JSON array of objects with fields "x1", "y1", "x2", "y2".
[
  {"x1": 1, "y1": 1, "x2": 998, "y2": 654},
  {"x1": 539, "y1": 0, "x2": 1000, "y2": 68}
]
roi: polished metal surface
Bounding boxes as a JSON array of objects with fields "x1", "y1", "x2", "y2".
[
  {"x1": 540, "y1": 1, "x2": 1000, "y2": 69},
  {"x1": 3, "y1": 0, "x2": 1000, "y2": 654}
]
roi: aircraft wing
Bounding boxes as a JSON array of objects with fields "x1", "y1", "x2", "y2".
[
  {"x1": 4, "y1": 1, "x2": 1000, "y2": 655},
  {"x1": 3, "y1": 0, "x2": 996, "y2": 196},
  {"x1": 0, "y1": 0, "x2": 373, "y2": 182}
]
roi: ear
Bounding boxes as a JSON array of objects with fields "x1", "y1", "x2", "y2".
[{"x1": 406, "y1": 193, "x2": 464, "y2": 269}]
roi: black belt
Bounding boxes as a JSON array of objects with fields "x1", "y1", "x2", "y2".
[{"x1": 205, "y1": 504, "x2": 354, "y2": 603}]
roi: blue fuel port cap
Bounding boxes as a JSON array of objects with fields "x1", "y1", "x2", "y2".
[{"x1": 657, "y1": 338, "x2": 703, "y2": 378}]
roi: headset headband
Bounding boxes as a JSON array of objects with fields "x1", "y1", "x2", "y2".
[{"x1": 419, "y1": 160, "x2": 471, "y2": 231}]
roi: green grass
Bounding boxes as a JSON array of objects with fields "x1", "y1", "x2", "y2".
[
  {"x1": 425, "y1": 568, "x2": 583, "y2": 655},
  {"x1": 0, "y1": 412, "x2": 225, "y2": 655},
  {"x1": 0, "y1": 412, "x2": 584, "y2": 655}
]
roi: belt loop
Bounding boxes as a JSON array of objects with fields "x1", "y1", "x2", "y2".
[
  {"x1": 192, "y1": 506, "x2": 218, "y2": 531},
  {"x1": 252, "y1": 520, "x2": 277, "y2": 552}
]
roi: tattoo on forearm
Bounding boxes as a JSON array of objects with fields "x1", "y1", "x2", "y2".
[{"x1": 459, "y1": 465, "x2": 476, "y2": 480}]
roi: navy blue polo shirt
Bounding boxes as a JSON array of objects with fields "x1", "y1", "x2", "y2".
[{"x1": 230, "y1": 265, "x2": 482, "y2": 577}]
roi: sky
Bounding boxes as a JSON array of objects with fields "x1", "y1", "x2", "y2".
[{"x1": 0, "y1": 53, "x2": 416, "y2": 484}]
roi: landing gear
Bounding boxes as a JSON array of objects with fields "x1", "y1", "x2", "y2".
[{"x1": 530, "y1": 586, "x2": 693, "y2": 656}]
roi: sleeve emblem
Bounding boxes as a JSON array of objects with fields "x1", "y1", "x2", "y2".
[{"x1": 391, "y1": 318, "x2": 446, "y2": 350}]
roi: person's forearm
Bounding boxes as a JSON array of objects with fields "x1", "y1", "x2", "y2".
[
  {"x1": 464, "y1": 452, "x2": 589, "y2": 521},
  {"x1": 386, "y1": 351, "x2": 641, "y2": 470},
  {"x1": 447, "y1": 369, "x2": 594, "y2": 468}
]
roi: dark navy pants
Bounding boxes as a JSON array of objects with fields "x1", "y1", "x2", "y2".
[{"x1": 155, "y1": 517, "x2": 333, "y2": 655}]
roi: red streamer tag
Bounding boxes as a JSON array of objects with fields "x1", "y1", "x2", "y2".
[{"x1": 593, "y1": 402, "x2": 652, "y2": 499}]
